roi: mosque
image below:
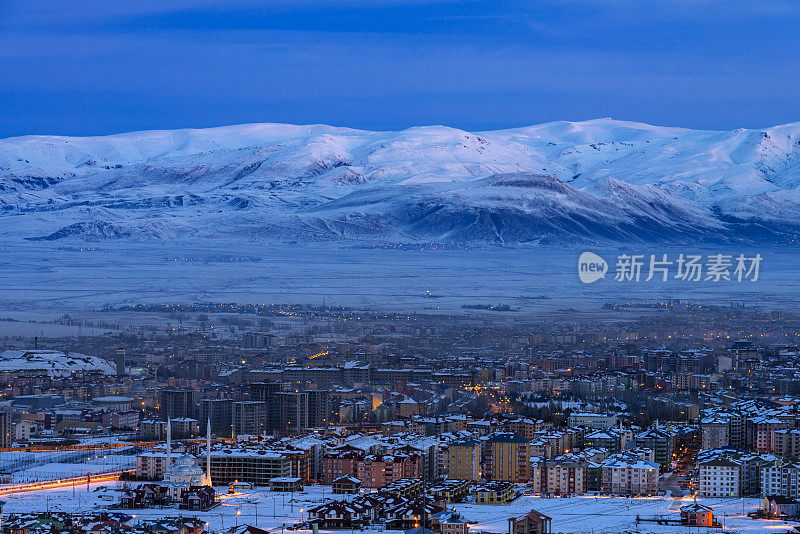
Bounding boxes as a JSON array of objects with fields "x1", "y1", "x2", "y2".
[{"x1": 162, "y1": 417, "x2": 213, "y2": 500}]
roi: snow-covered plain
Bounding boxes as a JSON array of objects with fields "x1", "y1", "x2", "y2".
[
  {"x1": 0, "y1": 482, "x2": 791, "y2": 534},
  {"x1": 0, "y1": 242, "x2": 796, "y2": 315},
  {"x1": 3, "y1": 119, "x2": 800, "y2": 245},
  {"x1": 0, "y1": 450, "x2": 136, "y2": 484}
]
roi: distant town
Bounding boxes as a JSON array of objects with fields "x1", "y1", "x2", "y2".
[{"x1": 0, "y1": 301, "x2": 799, "y2": 534}]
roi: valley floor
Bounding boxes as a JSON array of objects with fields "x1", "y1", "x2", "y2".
[{"x1": 0, "y1": 241, "x2": 796, "y2": 315}]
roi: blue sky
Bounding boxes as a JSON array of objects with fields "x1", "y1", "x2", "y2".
[{"x1": 1, "y1": 0, "x2": 799, "y2": 137}]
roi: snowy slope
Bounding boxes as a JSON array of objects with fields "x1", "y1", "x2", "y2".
[
  {"x1": 0, "y1": 350, "x2": 116, "y2": 377},
  {"x1": 2, "y1": 118, "x2": 800, "y2": 245}
]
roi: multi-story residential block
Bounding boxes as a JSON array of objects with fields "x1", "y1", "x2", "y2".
[
  {"x1": 635, "y1": 428, "x2": 675, "y2": 468},
  {"x1": 170, "y1": 417, "x2": 199, "y2": 438},
  {"x1": 773, "y1": 429, "x2": 800, "y2": 458},
  {"x1": 276, "y1": 391, "x2": 309, "y2": 433},
  {"x1": 322, "y1": 450, "x2": 362, "y2": 485},
  {"x1": 746, "y1": 416, "x2": 790, "y2": 453},
  {"x1": 584, "y1": 429, "x2": 620, "y2": 453},
  {"x1": 567, "y1": 412, "x2": 618, "y2": 430},
  {"x1": 485, "y1": 433, "x2": 531, "y2": 483},
  {"x1": 396, "y1": 397, "x2": 421, "y2": 418},
  {"x1": 762, "y1": 460, "x2": 800, "y2": 499},
  {"x1": 103, "y1": 410, "x2": 140, "y2": 429},
  {"x1": 207, "y1": 447, "x2": 308, "y2": 485},
  {"x1": 739, "y1": 454, "x2": 775, "y2": 496},
  {"x1": 531, "y1": 459, "x2": 587, "y2": 495},
  {"x1": 307, "y1": 389, "x2": 333, "y2": 428},
  {"x1": 699, "y1": 457, "x2": 741, "y2": 497},
  {"x1": 160, "y1": 389, "x2": 194, "y2": 420},
  {"x1": 701, "y1": 416, "x2": 730, "y2": 450},
  {"x1": 505, "y1": 418, "x2": 545, "y2": 440},
  {"x1": 249, "y1": 381, "x2": 282, "y2": 432},
  {"x1": 357, "y1": 453, "x2": 421, "y2": 489},
  {"x1": 139, "y1": 419, "x2": 168, "y2": 441},
  {"x1": 199, "y1": 398, "x2": 233, "y2": 438},
  {"x1": 14, "y1": 420, "x2": 38, "y2": 441},
  {"x1": 448, "y1": 439, "x2": 481, "y2": 481},
  {"x1": 232, "y1": 401, "x2": 267, "y2": 436},
  {"x1": 600, "y1": 456, "x2": 659, "y2": 496}
]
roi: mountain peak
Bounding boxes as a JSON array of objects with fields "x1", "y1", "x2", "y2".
[{"x1": 2, "y1": 118, "x2": 800, "y2": 245}]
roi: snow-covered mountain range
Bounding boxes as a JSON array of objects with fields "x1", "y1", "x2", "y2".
[{"x1": 2, "y1": 118, "x2": 800, "y2": 245}]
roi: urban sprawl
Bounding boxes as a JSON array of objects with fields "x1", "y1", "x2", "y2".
[{"x1": 0, "y1": 302, "x2": 799, "y2": 534}]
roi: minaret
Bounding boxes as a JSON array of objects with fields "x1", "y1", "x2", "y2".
[
  {"x1": 204, "y1": 417, "x2": 212, "y2": 487},
  {"x1": 165, "y1": 417, "x2": 172, "y2": 479}
]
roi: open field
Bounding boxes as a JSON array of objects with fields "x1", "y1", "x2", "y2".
[
  {"x1": 0, "y1": 482, "x2": 793, "y2": 534},
  {"x1": 0, "y1": 242, "x2": 796, "y2": 315}
]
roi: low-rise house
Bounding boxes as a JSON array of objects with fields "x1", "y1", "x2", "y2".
[
  {"x1": 307, "y1": 501, "x2": 370, "y2": 529},
  {"x1": 137, "y1": 517, "x2": 206, "y2": 534},
  {"x1": 332, "y1": 475, "x2": 361, "y2": 494},
  {"x1": 680, "y1": 503, "x2": 716, "y2": 527},
  {"x1": 269, "y1": 477, "x2": 303, "y2": 492},
  {"x1": 431, "y1": 510, "x2": 468, "y2": 534},
  {"x1": 382, "y1": 478, "x2": 424, "y2": 499},
  {"x1": 429, "y1": 479, "x2": 470, "y2": 504},
  {"x1": 474, "y1": 481, "x2": 515, "y2": 504},
  {"x1": 764, "y1": 495, "x2": 800, "y2": 519},
  {"x1": 507, "y1": 510, "x2": 552, "y2": 534},
  {"x1": 118, "y1": 484, "x2": 169, "y2": 508},
  {"x1": 219, "y1": 526, "x2": 271, "y2": 534},
  {"x1": 385, "y1": 496, "x2": 444, "y2": 530},
  {"x1": 181, "y1": 486, "x2": 216, "y2": 511}
]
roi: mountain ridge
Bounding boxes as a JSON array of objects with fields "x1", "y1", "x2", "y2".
[{"x1": 2, "y1": 118, "x2": 800, "y2": 246}]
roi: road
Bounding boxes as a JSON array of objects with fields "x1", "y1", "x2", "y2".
[{"x1": 0, "y1": 470, "x2": 133, "y2": 495}]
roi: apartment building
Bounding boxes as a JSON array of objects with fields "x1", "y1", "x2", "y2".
[
  {"x1": 448, "y1": 439, "x2": 481, "y2": 481},
  {"x1": 600, "y1": 456, "x2": 659, "y2": 496},
  {"x1": 276, "y1": 391, "x2": 309, "y2": 433},
  {"x1": 322, "y1": 450, "x2": 362, "y2": 485},
  {"x1": 531, "y1": 459, "x2": 588, "y2": 495},
  {"x1": 208, "y1": 447, "x2": 308, "y2": 485},
  {"x1": 199, "y1": 398, "x2": 233, "y2": 438},
  {"x1": 232, "y1": 401, "x2": 267, "y2": 436},
  {"x1": 484, "y1": 433, "x2": 531, "y2": 483},
  {"x1": 762, "y1": 461, "x2": 800, "y2": 499},
  {"x1": 701, "y1": 416, "x2": 730, "y2": 450},
  {"x1": 356, "y1": 453, "x2": 421, "y2": 489},
  {"x1": 698, "y1": 457, "x2": 741, "y2": 497},
  {"x1": 567, "y1": 412, "x2": 618, "y2": 430},
  {"x1": 773, "y1": 429, "x2": 800, "y2": 458},
  {"x1": 160, "y1": 389, "x2": 194, "y2": 420},
  {"x1": 746, "y1": 416, "x2": 790, "y2": 453}
]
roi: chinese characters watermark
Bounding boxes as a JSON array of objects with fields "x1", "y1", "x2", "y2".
[{"x1": 578, "y1": 252, "x2": 762, "y2": 284}]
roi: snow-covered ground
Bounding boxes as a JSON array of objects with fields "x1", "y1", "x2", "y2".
[
  {"x1": 0, "y1": 450, "x2": 136, "y2": 484},
  {"x1": 456, "y1": 494, "x2": 788, "y2": 534},
  {"x1": 0, "y1": 483, "x2": 792, "y2": 534},
  {"x1": 0, "y1": 242, "x2": 796, "y2": 315}
]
